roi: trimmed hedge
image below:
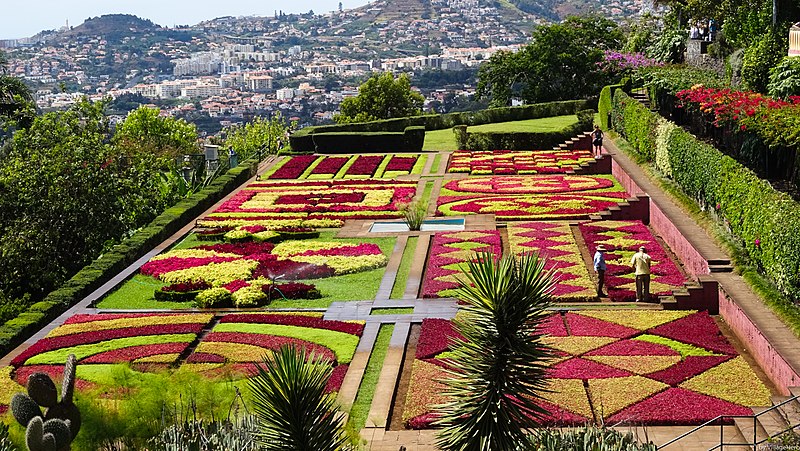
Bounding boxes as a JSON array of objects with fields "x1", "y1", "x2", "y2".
[
  {"x1": 611, "y1": 89, "x2": 800, "y2": 301},
  {"x1": 598, "y1": 78, "x2": 630, "y2": 129},
  {"x1": 290, "y1": 100, "x2": 593, "y2": 152},
  {"x1": 464, "y1": 110, "x2": 595, "y2": 151},
  {"x1": 0, "y1": 159, "x2": 259, "y2": 356},
  {"x1": 311, "y1": 126, "x2": 425, "y2": 153}
]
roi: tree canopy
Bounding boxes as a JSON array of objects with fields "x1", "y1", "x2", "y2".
[
  {"x1": 222, "y1": 112, "x2": 292, "y2": 159},
  {"x1": 113, "y1": 105, "x2": 198, "y2": 162},
  {"x1": 335, "y1": 72, "x2": 425, "y2": 123},
  {"x1": 476, "y1": 16, "x2": 624, "y2": 107}
]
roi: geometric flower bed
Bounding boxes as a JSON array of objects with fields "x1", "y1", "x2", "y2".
[
  {"x1": 507, "y1": 222, "x2": 595, "y2": 300},
  {"x1": 139, "y1": 239, "x2": 389, "y2": 301},
  {"x1": 402, "y1": 311, "x2": 771, "y2": 428},
  {"x1": 578, "y1": 220, "x2": 688, "y2": 302},
  {"x1": 447, "y1": 150, "x2": 594, "y2": 175},
  {"x1": 198, "y1": 179, "x2": 418, "y2": 229},
  {"x1": 265, "y1": 154, "x2": 426, "y2": 180},
  {"x1": 421, "y1": 231, "x2": 502, "y2": 298},
  {"x1": 185, "y1": 312, "x2": 364, "y2": 392},
  {"x1": 436, "y1": 175, "x2": 629, "y2": 220}
]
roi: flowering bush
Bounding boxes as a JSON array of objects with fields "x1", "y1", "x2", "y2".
[
  {"x1": 421, "y1": 230, "x2": 502, "y2": 298},
  {"x1": 598, "y1": 50, "x2": 662, "y2": 74}
]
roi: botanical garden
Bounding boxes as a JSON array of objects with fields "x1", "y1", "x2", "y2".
[{"x1": 2, "y1": 0, "x2": 800, "y2": 449}]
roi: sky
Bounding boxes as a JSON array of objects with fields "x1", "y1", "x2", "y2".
[{"x1": 0, "y1": 0, "x2": 368, "y2": 39}]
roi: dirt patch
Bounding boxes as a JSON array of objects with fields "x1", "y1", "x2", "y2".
[{"x1": 388, "y1": 322, "x2": 421, "y2": 430}]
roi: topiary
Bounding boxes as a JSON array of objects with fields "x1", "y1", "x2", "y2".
[
  {"x1": 25, "y1": 417, "x2": 56, "y2": 451},
  {"x1": 195, "y1": 287, "x2": 233, "y2": 308},
  {"x1": 42, "y1": 419, "x2": 71, "y2": 451}
]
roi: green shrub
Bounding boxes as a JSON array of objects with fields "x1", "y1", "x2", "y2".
[
  {"x1": 464, "y1": 113, "x2": 593, "y2": 151},
  {"x1": 599, "y1": 83, "x2": 626, "y2": 129},
  {"x1": 742, "y1": 31, "x2": 788, "y2": 93},
  {"x1": 195, "y1": 288, "x2": 233, "y2": 308},
  {"x1": 611, "y1": 90, "x2": 659, "y2": 160},
  {"x1": 453, "y1": 125, "x2": 468, "y2": 150},
  {"x1": 768, "y1": 56, "x2": 800, "y2": 99},
  {"x1": 309, "y1": 126, "x2": 424, "y2": 153},
  {"x1": 529, "y1": 425, "x2": 656, "y2": 450}
]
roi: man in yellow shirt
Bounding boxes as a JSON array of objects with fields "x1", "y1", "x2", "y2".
[{"x1": 630, "y1": 246, "x2": 652, "y2": 302}]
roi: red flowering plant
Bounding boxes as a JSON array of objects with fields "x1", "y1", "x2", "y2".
[
  {"x1": 345, "y1": 155, "x2": 384, "y2": 177},
  {"x1": 676, "y1": 86, "x2": 790, "y2": 129},
  {"x1": 268, "y1": 155, "x2": 318, "y2": 179}
]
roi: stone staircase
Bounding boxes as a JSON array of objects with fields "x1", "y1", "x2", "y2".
[
  {"x1": 658, "y1": 275, "x2": 719, "y2": 313},
  {"x1": 629, "y1": 90, "x2": 653, "y2": 110},
  {"x1": 554, "y1": 131, "x2": 593, "y2": 152},
  {"x1": 731, "y1": 388, "x2": 800, "y2": 446},
  {"x1": 589, "y1": 195, "x2": 650, "y2": 223}
]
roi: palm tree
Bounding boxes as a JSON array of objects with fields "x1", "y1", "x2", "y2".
[
  {"x1": 248, "y1": 345, "x2": 350, "y2": 451},
  {"x1": 435, "y1": 252, "x2": 555, "y2": 450}
]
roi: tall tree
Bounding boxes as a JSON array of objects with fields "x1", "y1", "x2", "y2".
[
  {"x1": 435, "y1": 252, "x2": 555, "y2": 450},
  {"x1": 114, "y1": 105, "x2": 198, "y2": 162},
  {"x1": 0, "y1": 49, "x2": 34, "y2": 131},
  {"x1": 222, "y1": 112, "x2": 291, "y2": 159},
  {"x1": 335, "y1": 72, "x2": 424, "y2": 123},
  {"x1": 476, "y1": 16, "x2": 623, "y2": 107}
]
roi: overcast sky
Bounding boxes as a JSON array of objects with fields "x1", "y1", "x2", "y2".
[{"x1": 1, "y1": 0, "x2": 368, "y2": 39}]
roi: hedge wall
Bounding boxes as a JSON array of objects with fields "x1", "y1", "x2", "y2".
[
  {"x1": 310, "y1": 126, "x2": 425, "y2": 153},
  {"x1": 290, "y1": 99, "x2": 593, "y2": 152},
  {"x1": 464, "y1": 110, "x2": 595, "y2": 151},
  {"x1": 598, "y1": 78, "x2": 630, "y2": 130},
  {"x1": 611, "y1": 89, "x2": 800, "y2": 301},
  {"x1": 0, "y1": 159, "x2": 259, "y2": 357}
]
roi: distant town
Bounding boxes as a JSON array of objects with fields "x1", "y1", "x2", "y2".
[{"x1": 0, "y1": 0, "x2": 656, "y2": 134}]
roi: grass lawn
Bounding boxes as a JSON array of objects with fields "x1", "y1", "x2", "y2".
[
  {"x1": 391, "y1": 236, "x2": 419, "y2": 299},
  {"x1": 422, "y1": 115, "x2": 579, "y2": 151},
  {"x1": 430, "y1": 153, "x2": 443, "y2": 173},
  {"x1": 347, "y1": 324, "x2": 394, "y2": 432},
  {"x1": 96, "y1": 231, "x2": 396, "y2": 309},
  {"x1": 371, "y1": 307, "x2": 414, "y2": 315}
]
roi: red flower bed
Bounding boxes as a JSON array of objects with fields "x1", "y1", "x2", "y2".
[
  {"x1": 648, "y1": 311, "x2": 737, "y2": 355},
  {"x1": 676, "y1": 86, "x2": 790, "y2": 128},
  {"x1": 421, "y1": 231, "x2": 502, "y2": 298},
  {"x1": 141, "y1": 256, "x2": 238, "y2": 278},
  {"x1": 447, "y1": 150, "x2": 594, "y2": 175},
  {"x1": 385, "y1": 156, "x2": 418, "y2": 172},
  {"x1": 585, "y1": 339, "x2": 679, "y2": 356},
  {"x1": 326, "y1": 364, "x2": 348, "y2": 393},
  {"x1": 646, "y1": 355, "x2": 732, "y2": 386},
  {"x1": 219, "y1": 314, "x2": 364, "y2": 336},
  {"x1": 201, "y1": 332, "x2": 337, "y2": 362},
  {"x1": 607, "y1": 388, "x2": 751, "y2": 425},
  {"x1": 15, "y1": 365, "x2": 95, "y2": 392},
  {"x1": 63, "y1": 313, "x2": 189, "y2": 325},
  {"x1": 198, "y1": 242, "x2": 276, "y2": 255},
  {"x1": 310, "y1": 156, "x2": 349, "y2": 175},
  {"x1": 161, "y1": 280, "x2": 211, "y2": 293},
  {"x1": 251, "y1": 258, "x2": 336, "y2": 280},
  {"x1": 274, "y1": 192, "x2": 366, "y2": 205},
  {"x1": 296, "y1": 243, "x2": 383, "y2": 257},
  {"x1": 81, "y1": 343, "x2": 189, "y2": 364},
  {"x1": 269, "y1": 155, "x2": 318, "y2": 179},
  {"x1": 345, "y1": 155, "x2": 384, "y2": 176},
  {"x1": 416, "y1": 319, "x2": 462, "y2": 359},
  {"x1": 11, "y1": 323, "x2": 205, "y2": 367},
  {"x1": 548, "y1": 358, "x2": 632, "y2": 379},
  {"x1": 186, "y1": 352, "x2": 226, "y2": 363},
  {"x1": 263, "y1": 282, "x2": 320, "y2": 300},
  {"x1": 566, "y1": 313, "x2": 639, "y2": 338},
  {"x1": 223, "y1": 279, "x2": 250, "y2": 293}
]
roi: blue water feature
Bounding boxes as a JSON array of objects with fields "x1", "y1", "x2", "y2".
[{"x1": 369, "y1": 218, "x2": 465, "y2": 233}]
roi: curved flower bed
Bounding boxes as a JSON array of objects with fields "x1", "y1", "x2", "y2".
[
  {"x1": 421, "y1": 230, "x2": 502, "y2": 298},
  {"x1": 199, "y1": 179, "x2": 417, "y2": 229},
  {"x1": 437, "y1": 175, "x2": 628, "y2": 220},
  {"x1": 186, "y1": 313, "x2": 364, "y2": 392},
  {"x1": 508, "y1": 222, "x2": 594, "y2": 300},
  {"x1": 402, "y1": 310, "x2": 770, "y2": 428},
  {"x1": 447, "y1": 150, "x2": 594, "y2": 175},
  {"x1": 265, "y1": 155, "x2": 423, "y2": 180},
  {"x1": 578, "y1": 220, "x2": 687, "y2": 302}
]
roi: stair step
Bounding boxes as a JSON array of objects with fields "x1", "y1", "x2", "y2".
[
  {"x1": 772, "y1": 395, "x2": 800, "y2": 428},
  {"x1": 733, "y1": 416, "x2": 770, "y2": 444},
  {"x1": 753, "y1": 407, "x2": 790, "y2": 438},
  {"x1": 709, "y1": 265, "x2": 734, "y2": 273}
]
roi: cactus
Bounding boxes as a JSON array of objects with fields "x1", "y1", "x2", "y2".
[
  {"x1": 25, "y1": 417, "x2": 56, "y2": 451},
  {"x1": 11, "y1": 354, "x2": 81, "y2": 451},
  {"x1": 27, "y1": 373, "x2": 58, "y2": 408},
  {"x1": 10, "y1": 393, "x2": 42, "y2": 427}
]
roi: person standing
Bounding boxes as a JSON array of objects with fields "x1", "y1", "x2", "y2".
[
  {"x1": 593, "y1": 245, "x2": 607, "y2": 297},
  {"x1": 592, "y1": 125, "x2": 604, "y2": 156},
  {"x1": 630, "y1": 246, "x2": 652, "y2": 302}
]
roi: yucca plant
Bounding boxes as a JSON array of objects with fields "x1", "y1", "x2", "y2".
[
  {"x1": 435, "y1": 252, "x2": 555, "y2": 451},
  {"x1": 400, "y1": 199, "x2": 428, "y2": 231},
  {"x1": 248, "y1": 345, "x2": 350, "y2": 451}
]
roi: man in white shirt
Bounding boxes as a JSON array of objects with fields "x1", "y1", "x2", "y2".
[{"x1": 630, "y1": 246, "x2": 652, "y2": 302}]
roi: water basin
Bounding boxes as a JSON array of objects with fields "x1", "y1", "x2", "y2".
[{"x1": 369, "y1": 218, "x2": 465, "y2": 233}]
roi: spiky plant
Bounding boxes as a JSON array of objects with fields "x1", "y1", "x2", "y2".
[
  {"x1": 248, "y1": 345, "x2": 350, "y2": 451},
  {"x1": 435, "y1": 252, "x2": 555, "y2": 451},
  {"x1": 400, "y1": 199, "x2": 428, "y2": 231}
]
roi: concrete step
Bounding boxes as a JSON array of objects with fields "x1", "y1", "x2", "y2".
[
  {"x1": 733, "y1": 416, "x2": 770, "y2": 445},
  {"x1": 752, "y1": 407, "x2": 790, "y2": 438},
  {"x1": 709, "y1": 265, "x2": 734, "y2": 273},
  {"x1": 659, "y1": 295, "x2": 679, "y2": 310},
  {"x1": 772, "y1": 395, "x2": 800, "y2": 428}
]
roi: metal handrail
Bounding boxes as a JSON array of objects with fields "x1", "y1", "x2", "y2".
[{"x1": 657, "y1": 393, "x2": 800, "y2": 450}]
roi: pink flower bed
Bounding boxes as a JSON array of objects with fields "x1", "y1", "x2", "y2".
[
  {"x1": 310, "y1": 156, "x2": 349, "y2": 175},
  {"x1": 296, "y1": 243, "x2": 383, "y2": 258},
  {"x1": 403, "y1": 311, "x2": 766, "y2": 428},
  {"x1": 345, "y1": 155, "x2": 383, "y2": 177},
  {"x1": 269, "y1": 155, "x2": 318, "y2": 179},
  {"x1": 219, "y1": 314, "x2": 364, "y2": 336},
  {"x1": 447, "y1": 150, "x2": 594, "y2": 175},
  {"x1": 199, "y1": 332, "x2": 337, "y2": 363},
  {"x1": 63, "y1": 313, "x2": 191, "y2": 325},
  {"x1": 421, "y1": 231, "x2": 502, "y2": 298},
  {"x1": 326, "y1": 364, "x2": 349, "y2": 393},
  {"x1": 250, "y1": 258, "x2": 336, "y2": 280},
  {"x1": 579, "y1": 220, "x2": 687, "y2": 302},
  {"x1": 141, "y1": 256, "x2": 239, "y2": 278},
  {"x1": 438, "y1": 195, "x2": 623, "y2": 220},
  {"x1": 81, "y1": 343, "x2": 189, "y2": 364},
  {"x1": 198, "y1": 242, "x2": 276, "y2": 255},
  {"x1": 385, "y1": 155, "x2": 418, "y2": 172}
]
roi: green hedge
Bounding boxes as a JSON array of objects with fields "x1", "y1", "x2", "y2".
[
  {"x1": 290, "y1": 100, "x2": 593, "y2": 152},
  {"x1": 598, "y1": 78, "x2": 630, "y2": 129},
  {"x1": 0, "y1": 159, "x2": 259, "y2": 356},
  {"x1": 464, "y1": 110, "x2": 594, "y2": 151},
  {"x1": 310, "y1": 126, "x2": 425, "y2": 153},
  {"x1": 611, "y1": 89, "x2": 800, "y2": 301}
]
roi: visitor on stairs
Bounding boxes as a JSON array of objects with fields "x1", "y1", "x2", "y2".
[
  {"x1": 592, "y1": 125, "x2": 604, "y2": 157},
  {"x1": 631, "y1": 246, "x2": 652, "y2": 302}
]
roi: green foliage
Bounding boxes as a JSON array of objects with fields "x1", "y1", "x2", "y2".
[
  {"x1": 10, "y1": 394, "x2": 42, "y2": 428},
  {"x1": 0, "y1": 422, "x2": 15, "y2": 451},
  {"x1": 435, "y1": 253, "x2": 555, "y2": 450},
  {"x1": 742, "y1": 30, "x2": 788, "y2": 93},
  {"x1": 612, "y1": 90, "x2": 800, "y2": 301},
  {"x1": 453, "y1": 125, "x2": 468, "y2": 150},
  {"x1": 647, "y1": 27, "x2": 686, "y2": 64},
  {"x1": 529, "y1": 425, "x2": 656, "y2": 450},
  {"x1": 346, "y1": 324, "x2": 394, "y2": 433},
  {"x1": 400, "y1": 199, "x2": 428, "y2": 231},
  {"x1": 634, "y1": 66, "x2": 726, "y2": 109},
  {"x1": 476, "y1": 15, "x2": 623, "y2": 106},
  {"x1": 309, "y1": 126, "x2": 424, "y2": 153},
  {"x1": 336, "y1": 72, "x2": 424, "y2": 124},
  {"x1": 223, "y1": 113, "x2": 292, "y2": 160},
  {"x1": 195, "y1": 288, "x2": 233, "y2": 308},
  {"x1": 464, "y1": 115, "x2": 591, "y2": 151},
  {"x1": 149, "y1": 415, "x2": 259, "y2": 450},
  {"x1": 599, "y1": 83, "x2": 627, "y2": 129},
  {"x1": 249, "y1": 346, "x2": 350, "y2": 450},
  {"x1": 768, "y1": 56, "x2": 800, "y2": 99},
  {"x1": 720, "y1": 0, "x2": 774, "y2": 49},
  {"x1": 114, "y1": 105, "x2": 198, "y2": 161}
]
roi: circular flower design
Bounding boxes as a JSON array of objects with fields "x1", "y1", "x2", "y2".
[{"x1": 444, "y1": 175, "x2": 614, "y2": 195}]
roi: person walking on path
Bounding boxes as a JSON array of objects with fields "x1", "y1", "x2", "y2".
[
  {"x1": 630, "y1": 246, "x2": 652, "y2": 302},
  {"x1": 593, "y1": 244, "x2": 607, "y2": 297},
  {"x1": 592, "y1": 125, "x2": 604, "y2": 156}
]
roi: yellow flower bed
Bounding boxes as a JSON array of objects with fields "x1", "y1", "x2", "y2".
[
  {"x1": 160, "y1": 260, "x2": 259, "y2": 287},
  {"x1": 47, "y1": 314, "x2": 214, "y2": 338},
  {"x1": 680, "y1": 357, "x2": 771, "y2": 407}
]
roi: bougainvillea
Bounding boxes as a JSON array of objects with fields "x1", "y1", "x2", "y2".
[
  {"x1": 403, "y1": 310, "x2": 768, "y2": 428},
  {"x1": 507, "y1": 222, "x2": 595, "y2": 299},
  {"x1": 199, "y1": 179, "x2": 417, "y2": 228},
  {"x1": 421, "y1": 230, "x2": 502, "y2": 298},
  {"x1": 447, "y1": 150, "x2": 595, "y2": 175},
  {"x1": 578, "y1": 220, "x2": 687, "y2": 302},
  {"x1": 437, "y1": 175, "x2": 629, "y2": 220}
]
